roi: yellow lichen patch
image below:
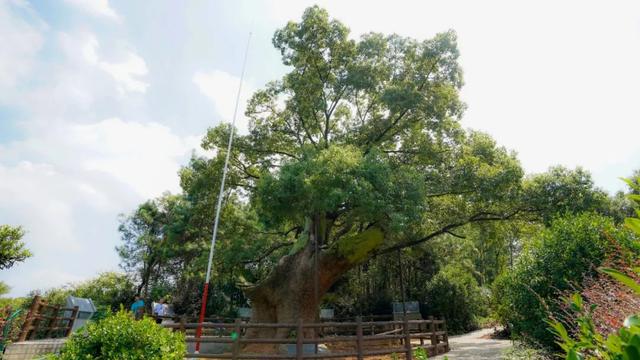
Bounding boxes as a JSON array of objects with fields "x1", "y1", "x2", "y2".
[{"x1": 335, "y1": 228, "x2": 384, "y2": 264}]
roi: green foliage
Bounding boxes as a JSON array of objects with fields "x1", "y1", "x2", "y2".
[
  {"x1": 36, "y1": 272, "x2": 136, "y2": 312},
  {"x1": 422, "y1": 264, "x2": 485, "y2": 333},
  {"x1": 502, "y1": 343, "x2": 552, "y2": 359},
  {"x1": 0, "y1": 296, "x2": 29, "y2": 309},
  {"x1": 549, "y1": 294, "x2": 640, "y2": 360},
  {"x1": 334, "y1": 228, "x2": 384, "y2": 263},
  {"x1": 523, "y1": 166, "x2": 612, "y2": 225},
  {"x1": 50, "y1": 310, "x2": 185, "y2": 360},
  {"x1": 414, "y1": 347, "x2": 429, "y2": 359},
  {"x1": 0, "y1": 225, "x2": 32, "y2": 270},
  {"x1": 0, "y1": 281, "x2": 10, "y2": 297},
  {"x1": 493, "y1": 213, "x2": 636, "y2": 347}
]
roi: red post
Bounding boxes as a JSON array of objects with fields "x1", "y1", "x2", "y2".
[{"x1": 195, "y1": 282, "x2": 209, "y2": 352}]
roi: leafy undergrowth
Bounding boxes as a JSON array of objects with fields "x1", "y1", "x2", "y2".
[
  {"x1": 502, "y1": 343, "x2": 553, "y2": 360},
  {"x1": 555, "y1": 249, "x2": 640, "y2": 337}
]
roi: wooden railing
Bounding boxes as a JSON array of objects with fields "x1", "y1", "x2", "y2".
[
  {"x1": 163, "y1": 316, "x2": 449, "y2": 359},
  {"x1": 17, "y1": 295, "x2": 78, "y2": 341}
]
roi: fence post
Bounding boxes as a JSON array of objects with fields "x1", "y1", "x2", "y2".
[
  {"x1": 356, "y1": 316, "x2": 363, "y2": 360},
  {"x1": 232, "y1": 318, "x2": 242, "y2": 360},
  {"x1": 403, "y1": 315, "x2": 412, "y2": 360},
  {"x1": 18, "y1": 295, "x2": 41, "y2": 341},
  {"x1": 296, "y1": 319, "x2": 304, "y2": 360},
  {"x1": 429, "y1": 316, "x2": 437, "y2": 353},
  {"x1": 179, "y1": 316, "x2": 186, "y2": 334},
  {"x1": 442, "y1": 317, "x2": 449, "y2": 352},
  {"x1": 65, "y1": 306, "x2": 79, "y2": 337}
]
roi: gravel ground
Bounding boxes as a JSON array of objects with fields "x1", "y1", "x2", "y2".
[{"x1": 431, "y1": 328, "x2": 513, "y2": 359}]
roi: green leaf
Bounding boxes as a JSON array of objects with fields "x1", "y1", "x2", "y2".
[
  {"x1": 549, "y1": 320, "x2": 572, "y2": 343},
  {"x1": 628, "y1": 194, "x2": 640, "y2": 202},
  {"x1": 600, "y1": 267, "x2": 640, "y2": 295},
  {"x1": 624, "y1": 343, "x2": 640, "y2": 360},
  {"x1": 567, "y1": 348, "x2": 581, "y2": 360},
  {"x1": 625, "y1": 315, "x2": 640, "y2": 329},
  {"x1": 625, "y1": 218, "x2": 640, "y2": 235}
]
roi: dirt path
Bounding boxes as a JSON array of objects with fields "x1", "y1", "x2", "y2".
[{"x1": 431, "y1": 328, "x2": 512, "y2": 359}]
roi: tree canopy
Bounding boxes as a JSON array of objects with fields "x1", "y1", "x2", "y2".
[{"x1": 0, "y1": 225, "x2": 32, "y2": 271}]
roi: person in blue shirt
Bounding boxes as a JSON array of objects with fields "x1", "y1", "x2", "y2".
[{"x1": 130, "y1": 295, "x2": 145, "y2": 320}]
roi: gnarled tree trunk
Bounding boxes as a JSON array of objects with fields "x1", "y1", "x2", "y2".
[{"x1": 245, "y1": 219, "x2": 383, "y2": 339}]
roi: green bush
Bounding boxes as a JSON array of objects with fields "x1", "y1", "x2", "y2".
[
  {"x1": 493, "y1": 212, "x2": 637, "y2": 348},
  {"x1": 49, "y1": 311, "x2": 185, "y2": 359},
  {"x1": 422, "y1": 264, "x2": 485, "y2": 334},
  {"x1": 549, "y1": 179, "x2": 640, "y2": 359}
]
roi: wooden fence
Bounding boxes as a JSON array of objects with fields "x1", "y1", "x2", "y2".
[
  {"x1": 17, "y1": 295, "x2": 78, "y2": 341},
  {"x1": 163, "y1": 316, "x2": 449, "y2": 359}
]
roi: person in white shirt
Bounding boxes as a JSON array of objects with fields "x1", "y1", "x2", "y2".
[{"x1": 153, "y1": 298, "x2": 165, "y2": 324}]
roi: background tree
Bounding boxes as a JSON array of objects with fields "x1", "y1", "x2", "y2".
[
  {"x1": 0, "y1": 225, "x2": 32, "y2": 270},
  {"x1": 523, "y1": 166, "x2": 611, "y2": 224},
  {"x1": 117, "y1": 195, "x2": 188, "y2": 298}
]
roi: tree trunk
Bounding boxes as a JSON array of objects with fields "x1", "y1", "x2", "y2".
[{"x1": 245, "y1": 221, "x2": 384, "y2": 338}]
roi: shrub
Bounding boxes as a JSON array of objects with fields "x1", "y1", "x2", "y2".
[
  {"x1": 548, "y1": 180, "x2": 640, "y2": 359},
  {"x1": 422, "y1": 264, "x2": 485, "y2": 334},
  {"x1": 492, "y1": 213, "x2": 637, "y2": 348},
  {"x1": 50, "y1": 310, "x2": 185, "y2": 359}
]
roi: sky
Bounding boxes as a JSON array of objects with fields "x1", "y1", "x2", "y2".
[{"x1": 0, "y1": 0, "x2": 639, "y2": 297}]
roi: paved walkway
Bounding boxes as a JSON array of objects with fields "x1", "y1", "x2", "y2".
[{"x1": 432, "y1": 328, "x2": 512, "y2": 359}]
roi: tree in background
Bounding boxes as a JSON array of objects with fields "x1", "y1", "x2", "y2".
[
  {"x1": 0, "y1": 225, "x2": 31, "y2": 270},
  {"x1": 523, "y1": 166, "x2": 612, "y2": 225},
  {"x1": 117, "y1": 195, "x2": 189, "y2": 298},
  {"x1": 0, "y1": 282, "x2": 10, "y2": 298},
  {"x1": 32, "y1": 272, "x2": 136, "y2": 311}
]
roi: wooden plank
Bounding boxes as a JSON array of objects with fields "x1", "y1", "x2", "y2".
[
  {"x1": 296, "y1": 319, "x2": 303, "y2": 360},
  {"x1": 403, "y1": 316, "x2": 412, "y2": 360},
  {"x1": 232, "y1": 318, "x2": 241, "y2": 360},
  {"x1": 355, "y1": 316, "x2": 363, "y2": 360}
]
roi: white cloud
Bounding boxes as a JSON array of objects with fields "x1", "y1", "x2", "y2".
[
  {"x1": 64, "y1": 0, "x2": 119, "y2": 20},
  {"x1": 98, "y1": 52, "x2": 148, "y2": 93},
  {"x1": 0, "y1": 119, "x2": 202, "y2": 296},
  {"x1": 193, "y1": 70, "x2": 255, "y2": 135},
  {"x1": 80, "y1": 34, "x2": 149, "y2": 94},
  {"x1": 0, "y1": 2, "x2": 197, "y2": 297},
  {"x1": 68, "y1": 118, "x2": 197, "y2": 198},
  {"x1": 0, "y1": 0, "x2": 43, "y2": 100}
]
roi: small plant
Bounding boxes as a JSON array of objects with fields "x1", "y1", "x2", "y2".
[
  {"x1": 390, "y1": 352, "x2": 399, "y2": 360},
  {"x1": 414, "y1": 347, "x2": 429, "y2": 360},
  {"x1": 48, "y1": 310, "x2": 185, "y2": 359}
]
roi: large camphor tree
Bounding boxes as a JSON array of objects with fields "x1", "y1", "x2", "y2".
[{"x1": 194, "y1": 7, "x2": 524, "y2": 337}]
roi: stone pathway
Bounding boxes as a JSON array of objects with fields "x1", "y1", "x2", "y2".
[{"x1": 431, "y1": 328, "x2": 512, "y2": 359}]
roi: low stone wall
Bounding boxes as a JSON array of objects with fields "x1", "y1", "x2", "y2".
[{"x1": 2, "y1": 338, "x2": 66, "y2": 360}]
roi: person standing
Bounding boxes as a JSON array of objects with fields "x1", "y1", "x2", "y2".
[
  {"x1": 153, "y1": 298, "x2": 165, "y2": 324},
  {"x1": 131, "y1": 295, "x2": 145, "y2": 320}
]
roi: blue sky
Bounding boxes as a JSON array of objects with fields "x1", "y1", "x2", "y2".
[{"x1": 1, "y1": 0, "x2": 639, "y2": 297}]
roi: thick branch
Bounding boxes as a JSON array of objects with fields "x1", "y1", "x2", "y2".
[
  {"x1": 373, "y1": 210, "x2": 521, "y2": 256},
  {"x1": 241, "y1": 240, "x2": 295, "y2": 264}
]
